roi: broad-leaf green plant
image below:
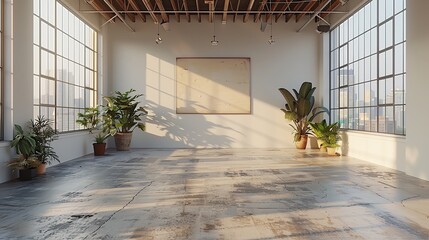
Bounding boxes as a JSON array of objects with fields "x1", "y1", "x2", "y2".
[
  {"x1": 8, "y1": 124, "x2": 41, "y2": 170},
  {"x1": 279, "y1": 82, "x2": 329, "y2": 142},
  {"x1": 29, "y1": 116, "x2": 59, "y2": 165},
  {"x1": 320, "y1": 121, "x2": 341, "y2": 148},
  {"x1": 76, "y1": 107, "x2": 110, "y2": 143},
  {"x1": 102, "y1": 89, "x2": 148, "y2": 136}
]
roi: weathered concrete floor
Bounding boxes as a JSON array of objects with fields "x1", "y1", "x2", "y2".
[{"x1": 0, "y1": 149, "x2": 428, "y2": 239}]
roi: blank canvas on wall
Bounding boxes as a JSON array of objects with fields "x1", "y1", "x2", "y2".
[{"x1": 176, "y1": 58, "x2": 251, "y2": 114}]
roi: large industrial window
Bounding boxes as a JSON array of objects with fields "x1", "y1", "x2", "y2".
[
  {"x1": 33, "y1": 0, "x2": 98, "y2": 132},
  {"x1": 330, "y1": 0, "x2": 406, "y2": 135}
]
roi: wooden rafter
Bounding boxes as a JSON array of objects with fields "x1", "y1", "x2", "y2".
[
  {"x1": 141, "y1": 0, "x2": 159, "y2": 23},
  {"x1": 86, "y1": 0, "x2": 115, "y2": 21},
  {"x1": 196, "y1": 0, "x2": 201, "y2": 22},
  {"x1": 170, "y1": 0, "x2": 180, "y2": 22},
  {"x1": 129, "y1": 0, "x2": 146, "y2": 22},
  {"x1": 254, "y1": 0, "x2": 268, "y2": 23},
  {"x1": 205, "y1": 0, "x2": 215, "y2": 23},
  {"x1": 243, "y1": 0, "x2": 255, "y2": 23},
  {"x1": 275, "y1": 0, "x2": 293, "y2": 22},
  {"x1": 116, "y1": 0, "x2": 136, "y2": 22},
  {"x1": 85, "y1": 0, "x2": 345, "y2": 25},
  {"x1": 222, "y1": 0, "x2": 230, "y2": 23},
  {"x1": 286, "y1": 2, "x2": 303, "y2": 22},
  {"x1": 233, "y1": 0, "x2": 241, "y2": 22},
  {"x1": 265, "y1": 0, "x2": 280, "y2": 24},
  {"x1": 296, "y1": 0, "x2": 317, "y2": 22},
  {"x1": 155, "y1": 0, "x2": 169, "y2": 23},
  {"x1": 183, "y1": 0, "x2": 191, "y2": 22},
  {"x1": 319, "y1": 0, "x2": 342, "y2": 19}
]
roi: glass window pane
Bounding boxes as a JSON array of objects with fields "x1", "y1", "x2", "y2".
[
  {"x1": 395, "y1": 0, "x2": 404, "y2": 14},
  {"x1": 395, "y1": 75, "x2": 404, "y2": 104},
  {"x1": 395, "y1": 106, "x2": 404, "y2": 134},
  {"x1": 331, "y1": 89, "x2": 338, "y2": 109},
  {"x1": 385, "y1": 49, "x2": 393, "y2": 76},
  {"x1": 379, "y1": 51, "x2": 386, "y2": 77},
  {"x1": 386, "y1": 106, "x2": 394, "y2": 133},
  {"x1": 379, "y1": 0, "x2": 386, "y2": 22},
  {"x1": 371, "y1": 80, "x2": 378, "y2": 106},
  {"x1": 370, "y1": 107, "x2": 377, "y2": 132},
  {"x1": 379, "y1": 23, "x2": 386, "y2": 50},
  {"x1": 394, "y1": 44, "x2": 404, "y2": 75},
  {"x1": 395, "y1": 12, "x2": 404, "y2": 44},
  {"x1": 340, "y1": 88, "x2": 348, "y2": 108},
  {"x1": 33, "y1": 16, "x2": 40, "y2": 45},
  {"x1": 339, "y1": 67, "x2": 348, "y2": 87},
  {"x1": 379, "y1": 79, "x2": 386, "y2": 104},
  {"x1": 34, "y1": 0, "x2": 40, "y2": 15},
  {"x1": 386, "y1": 77, "x2": 394, "y2": 104},
  {"x1": 379, "y1": 106, "x2": 386, "y2": 132},
  {"x1": 33, "y1": 76, "x2": 40, "y2": 104},
  {"x1": 385, "y1": 20, "x2": 393, "y2": 48}
]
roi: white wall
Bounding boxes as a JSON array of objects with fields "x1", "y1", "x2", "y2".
[
  {"x1": 105, "y1": 19, "x2": 322, "y2": 148},
  {"x1": 405, "y1": 0, "x2": 429, "y2": 181}
]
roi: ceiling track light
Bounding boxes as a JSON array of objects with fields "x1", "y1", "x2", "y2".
[
  {"x1": 268, "y1": 2, "x2": 275, "y2": 45},
  {"x1": 268, "y1": 35, "x2": 275, "y2": 45},
  {"x1": 211, "y1": 18, "x2": 219, "y2": 46},
  {"x1": 155, "y1": 22, "x2": 162, "y2": 44},
  {"x1": 211, "y1": 35, "x2": 219, "y2": 46}
]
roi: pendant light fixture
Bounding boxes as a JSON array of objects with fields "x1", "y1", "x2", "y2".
[
  {"x1": 268, "y1": 1, "x2": 275, "y2": 45},
  {"x1": 155, "y1": 22, "x2": 162, "y2": 44},
  {"x1": 211, "y1": 18, "x2": 219, "y2": 46}
]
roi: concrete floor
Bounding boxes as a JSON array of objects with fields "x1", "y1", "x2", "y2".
[{"x1": 0, "y1": 149, "x2": 428, "y2": 239}]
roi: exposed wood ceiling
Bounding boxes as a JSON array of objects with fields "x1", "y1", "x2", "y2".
[{"x1": 84, "y1": 0, "x2": 345, "y2": 25}]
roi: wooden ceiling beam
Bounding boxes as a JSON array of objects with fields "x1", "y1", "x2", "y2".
[
  {"x1": 116, "y1": 0, "x2": 136, "y2": 22},
  {"x1": 183, "y1": 0, "x2": 191, "y2": 22},
  {"x1": 86, "y1": 0, "x2": 115, "y2": 21},
  {"x1": 286, "y1": 2, "x2": 303, "y2": 22},
  {"x1": 155, "y1": 0, "x2": 170, "y2": 23},
  {"x1": 196, "y1": 0, "x2": 201, "y2": 22},
  {"x1": 170, "y1": 0, "x2": 180, "y2": 22},
  {"x1": 319, "y1": 0, "x2": 342, "y2": 19},
  {"x1": 128, "y1": 0, "x2": 146, "y2": 22},
  {"x1": 243, "y1": 0, "x2": 255, "y2": 23},
  {"x1": 265, "y1": 0, "x2": 280, "y2": 24},
  {"x1": 254, "y1": 0, "x2": 268, "y2": 23},
  {"x1": 296, "y1": 0, "x2": 317, "y2": 22},
  {"x1": 222, "y1": 0, "x2": 230, "y2": 23},
  {"x1": 233, "y1": 0, "x2": 241, "y2": 22},
  {"x1": 141, "y1": 0, "x2": 159, "y2": 23},
  {"x1": 275, "y1": 0, "x2": 292, "y2": 23}
]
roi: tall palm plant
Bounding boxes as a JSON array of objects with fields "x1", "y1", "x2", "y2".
[{"x1": 279, "y1": 82, "x2": 329, "y2": 143}]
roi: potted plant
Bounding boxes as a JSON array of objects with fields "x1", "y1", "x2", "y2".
[
  {"x1": 320, "y1": 122, "x2": 341, "y2": 156},
  {"x1": 279, "y1": 82, "x2": 328, "y2": 149},
  {"x1": 102, "y1": 89, "x2": 148, "y2": 151},
  {"x1": 29, "y1": 116, "x2": 59, "y2": 174},
  {"x1": 76, "y1": 107, "x2": 110, "y2": 156},
  {"x1": 8, "y1": 124, "x2": 41, "y2": 180},
  {"x1": 309, "y1": 119, "x2": 336, "y2": 152}
]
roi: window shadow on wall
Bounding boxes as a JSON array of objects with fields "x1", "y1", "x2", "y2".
[{"x1": 145, "y1": 100, "x2": 237, "y2": 148}]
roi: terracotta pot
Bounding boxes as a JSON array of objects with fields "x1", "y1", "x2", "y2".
[
  {"x1": 37, "y1": 164, "x2": 46, "y2": 175},
  {"x1": 114, "y1": 132, "x2": 133, "y2": 151},
  {"x1": 327, "y1": 147, "x2": 337, "y2": 156},
  {"x1": 295, "y1": 135, "x2": 308, "y2": 149},
  {"x1": 19, "y1": 168, "x2": 37, "y2": 181},
  {"x1": 93, "y1": 143, "x2": 107, "y2": 156}
]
